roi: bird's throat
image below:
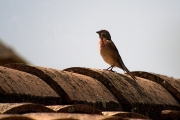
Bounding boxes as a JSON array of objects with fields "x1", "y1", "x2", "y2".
[{"x1": 99, "y1": 39, "x2": 105, "y2": 49}]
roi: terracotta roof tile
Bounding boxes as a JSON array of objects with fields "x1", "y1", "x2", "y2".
[
  {"x1": 1, "y1": 63, "x2": 180, "y2": 119},
  {"x1": 5, "y1": 63, "x2": 121, "y2": 111},
  {"x1": 161, "y1": 110, "x2": 180, "y2": 119},
  {"x1": 102, "y1": 111, "x2": 149, "y2": 119},
  {"x1": 0, "y1": 66, "x2": 61, "y2": 105},
  {"x1": 64, "y1": 67, "x2": 179, "y2": 105},
  {"x1": 0, "y1": 103, "x2": 54, "y2": 114},
  {"x1": 46, "y1": 104, "x2": 102, "y2": 114},
  {"x1": 22, "y1": 113, "x2": 151, "y2": 120},
  {"x1": 132, "y1": 71, "x2": 180, "y2": 101}
]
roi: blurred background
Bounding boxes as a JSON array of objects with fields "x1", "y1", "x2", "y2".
[{"x1": 0, "y1": 0, "x2": 180, "y2": 78}]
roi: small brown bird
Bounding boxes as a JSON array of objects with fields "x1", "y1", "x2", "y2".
[{"x1": 96, "y1": 30, "x2": 137, "y2": 80}]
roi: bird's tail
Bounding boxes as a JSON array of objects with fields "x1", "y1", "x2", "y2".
[{"x1": 121, "y1": 64, "x2": 137, "y2": 80}]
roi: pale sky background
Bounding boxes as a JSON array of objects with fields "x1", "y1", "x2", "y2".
[{"x1": 0, "y1": 0, "x2": 180, "y2": 78}]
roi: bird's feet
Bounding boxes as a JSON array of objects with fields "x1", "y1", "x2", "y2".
[
  {"x1": 109, "y1": 69, "x2": 115, "y2": 72},
  {"x1": 103, "y1": 66, "x2": 115, "y2": 72}
]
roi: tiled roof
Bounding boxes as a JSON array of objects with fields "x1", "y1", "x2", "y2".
[
  {"x1": 0, "y1": 63, "x2": 179, "y2": 119},
  {"x1": 0, "y1": 41, "x2": 180, "y2": 120}
]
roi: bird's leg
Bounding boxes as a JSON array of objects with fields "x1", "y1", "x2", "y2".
[
  {"x1": 109, "y1": 66, "x2": 114, "y2": 72},
  {"x1": 103, "y1": 66, "x2": 113, "y2": 71},
  {"x1": 106, "y1": 65, "x2": 114, "y2": 72},
  {"x1": 106, "y1": 66, "x2": 113, "y2": 70}
]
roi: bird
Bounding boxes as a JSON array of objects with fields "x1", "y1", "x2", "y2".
[{"x1": 96, "y1": 29, "x2": 137, "y2": 80}]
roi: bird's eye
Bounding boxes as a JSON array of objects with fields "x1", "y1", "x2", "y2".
[
  {"x1": 101, "y1": 33, "x2": 105, "y2": 37},
  {"x1": 101, "y1": 33, "x2": 106, "y2": 38}
]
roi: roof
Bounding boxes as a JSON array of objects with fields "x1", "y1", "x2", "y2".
[{"x1": 0, "y1": 63, "x2": 179, "y2": 120}]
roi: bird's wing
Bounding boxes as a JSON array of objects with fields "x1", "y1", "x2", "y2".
[
  {"x1": 106, "y1": 40, "x2": 137, "y2": 80},
  {"x1": 106, "y1": 40, "x2": 124, "y2": 68}
]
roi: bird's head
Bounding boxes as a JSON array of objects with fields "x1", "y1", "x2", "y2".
[{"x1": 96, "y1": 30, "x2": 111, "y2": 40}]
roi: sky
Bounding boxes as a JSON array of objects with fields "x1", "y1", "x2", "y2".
[{"x1": 0, "y1": 0, "x2": 180, "y2": 78}]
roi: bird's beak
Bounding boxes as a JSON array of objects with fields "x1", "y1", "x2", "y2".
[{"x1": 96, "y1": 31, "x2": 100, "y2": 34}]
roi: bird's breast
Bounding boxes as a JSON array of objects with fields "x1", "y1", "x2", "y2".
[
  {"x1": 99, "y1": 40, "x2": 117, "y2": 66},
  {"x1": 99, "y1": 39, "x2": 105, "y2": 50}
]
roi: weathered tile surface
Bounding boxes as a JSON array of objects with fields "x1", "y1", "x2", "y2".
[
  {"x1": 0, "y1": 66, "x2": 61, "y2": 104},
  {"x1": 5, "y1": 64, "x2": 121, "y2": 110},
  {"x1": 0, "y1": 103, "x2": 54, "y2": 114},
  {"x1": 132, "y1": 71, "x2": 180, "y2": 101},
  {"x1": 46, "y1": 104, "x2": 102, "y2": 114},
  {"x1": 64, "y1": 67, "x2": 180, "y2": 119}
]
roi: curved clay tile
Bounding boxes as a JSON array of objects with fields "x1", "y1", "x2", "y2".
[
  {"x1": 0, "y1": 115, "x2": 34, "y2": 120},
  {"x1": 64, "y1": 67, "x2": 180, "y2": 119},
  {"x1": 22, "y1": 113, "x2": 128, "y2": 120},
  {"x1": 102, "y1": 111, "x2": 149, "y2": 119},
  {"x1": 0, "y1": 66, "x2": 61, "y2": 105},
  {"x1": 131, "y1": 71, "x2": 180, "y2": 102},
  {"x1": 161, "y1": 110, "x2": 180, "y2": 119},
  {"x1": 0, "y1": 103, "x2": 54, "y2": 114},
  {"x1": 46, "y1": 104, "x2": 102, "y2": 114},
  {"x1": 5, "y1": 63, "x2": 122, "y2": 111}
]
